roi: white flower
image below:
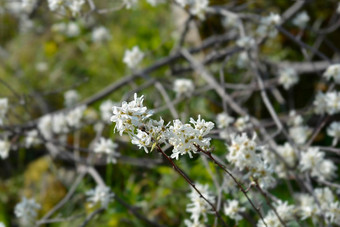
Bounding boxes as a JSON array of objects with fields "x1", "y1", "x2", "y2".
[
  {"x1": 92, "y1": 26, "x2": 111, "y2": 43},
  {"x1": 25, "y1": 130, "x2": 41, "y2": 148},
  {"x1": 184, "y1": 219, "x2": 205, "y2": 227},
  {"x1": 0, "y1": 139, "x2": 10, "y2": 159},
  {"x1": 47, "y1": 0, "x2": 85, "y2": 16},
  {"x1": 256, "y1": 13, "x2": 281, "y2": 38},
  {"x1": 38, "y1": 115, "x2": 53, "y2": 139},
  {"x1": 289, "y1": 125, "x2": 311, "y2": 145},
  {"x1": 167, "y1": 115, "x2": 214, "y2": 160},
  {"x1": 66, "y1": 105, "x2": 86, "y2": 128},
  {"x1": 318, "y1": 159, "x2": 337, "y2": 180},
  {"x1": 326, "y1": 201, "x2": 340, "y2": 224},
  {"x1": 189, "y1": 0, "x2": 209, "y2": 20},
  {"x1": 276, "y1": 142, "x2": 296, "y2": 166},
  {"x1": 94, "y1": 137, "x2": 119, "y2": 164},
  {"x1": 234, "y1": 115, "x2": 250, "y2": 131},
  {"x1": 313, "y1": 92, "x2": 328, "y2": 114},
  {"x1": 100, "y1": 100, "x2": 115, "y2": 123},
  {"x1": 224, "y1": 200, "x2": 245, "y2": 222},
  {"x1": 64, "y1": 90, "x2": 79, "y2": 107},
  {"x1": 52, "y1": 113, "x2": 69, "y2": 134},
  {"x1": 327, "y1": 121, "x2": 340, "y2": 139},
  {"x1": 15, "y1": 197, "x2": 41, "y2": 226},
  {"x1": 52, "y1": 22, "x2": 80, "y2": 37},
  {"x1": 292, "y1": 11, "x2": 310, "y2": 28},
  {"x1": 0, "y1": 222, "x2": 5, "y2": 227},
  {"x1": 86, "y1": 185, "x2": 114, "y2": 208},
  {"x1": 123, "y1": 0, "x2": 138, "y2": 9},
  {"x1": 275, "y1": 200, "x2": 295, "y2": 222},
  {"x1": 186, "y1": 183, "x2": 214, "y2": 223},
  {"x1": 278, "y1": 68, "x2": 299, "y2": 90},
  {"x1": 287, "y1": 110, "x2": 303, "y2": 126},
  {"x1": 314, "y1": 91, "x2": 340, "y2": 115},
  {"x1": 216, "y1": 112, "x2": 234, "y2": 129},
  {"x1": 323, "y1": 64, "x2": 340, "y2": 84},
  {"x1": 131, "y1": 129, "x2": 152, "y2": 153},
  {"x1": 296, "y1": 193, "x2": 318, "y2": 220},
  {"x1": 0, "y1": 98, "x2": 8, "y2": 125},
  {"x1": 315, "y1": 187, "x2": 334, "y2": 209},
  {"x1": 236, "y1": 52, "x2": 249, "y2": 68},
  {"x1": 111, "y1": 93, "x2": 153, "y2": 136},
  {"x1": 68, "y1": 0, "x2": 85, "y2": 16},
  {"x1": 173, "y1": 79, "x2": 195, "y2": 97},
  {"x1": 222, "y1": 14, "x2": 240, "y2": 28},
  {"x1": 236, "y1": 36, "x2": 255, "y2": 49},
  {"x1": 123, "y1": 46, "x2": 144, "y2": 69},
  {"x1": 257, "y1": 211, "x2": 281, "y2": 227}
]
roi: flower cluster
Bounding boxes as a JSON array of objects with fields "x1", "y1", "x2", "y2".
[
  {"x1": 111, "y1": 94, "x2": 214, "y2": 159},
  {"x1": 327, "y1": 121, "x2": 340, "y2": 141},
  {"x1": 216, "y1": 112, "x2": 234, "y2": 129},
  {"x1": 14, "y1": 197, "x2": 41, "y2": 226},
  {"x1": 278, "y1": 68, "x2": 299, "y2": 90},
  {"x1": 288, "y1": 111, "x2": 311, "y2": 145},
  {"x1": 173, "y1": 79, "x2": 195, "y2": 97},
  {"x1": 0, "y1": 139, "x2": 10, "y2": 159},
  {"x1": 92, "y1": 26, "x2": 111, "y2": 43},
  {"x1": 185, "y1": 183, "x2": 214, "y2": 225},
  {"x1": 100, "y1": 100, "x2": 116, "y2": 123},
  {"x1": 123, "y1": 46, "x2": 144, "y2": 69},
  {"x1": 176, "y1": 0, "x2": 209, "y2": 20},
  {"x1": 313, "y1": 91, "x2": 340, "y2": 115},
  {"x1": 52, "y1": 22, "x2": 80, "y2": 38},
  {"x1": 226, "y1": 133, "x2": 275, "y2": 188},
  {"x1": 236, "y1": 36, "x2": 256, "y2": 49},
  {"x1": 323, "y1": 64, "x2": 340, "y2": 84},
  {"x1": 299, "y1": 147, "x2": 337, "y2": 180},
  {"x1": 257, "y1": 200, "x2": 295, "y2": 227},
  {"x1": 256, "y1": 13, "x2": 281, "y2": 38},
  {"x1": 86, "y1": 185, "x2": 115, "y2": 208},
  {"x1": 292, "y1": 11, "x2": 310, "y2": 29},
  {"x1": 47, "y1": 0, "x2": 85, "y2": 17},
  {"x1": 94, "y1": 137, "x2": 120, "y2": 164},
  {"x1": 223, "y1": 199, "x2": 245, "y2": 223}
]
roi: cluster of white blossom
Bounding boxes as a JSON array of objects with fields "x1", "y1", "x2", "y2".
[
  {"x1": 123, "y1": 46, "x2": 144, "y2": 69},
  {"x1": 288, "y1": 111, "x2": 311, "y2": 145},
  {"x1": 25, "y1": 130, "x2": 41, "y2": 148},
  {"x1": 296, "y1": 187, "x2": 340, "y2": 224},
  {"x1": 313, "y1": 91, "x2": 340, "y2": 115},
  {"x1": 185, "y1": 183, "x2": 214, "y2": 225},
  {"x1": 92, "y1": 26, "x2": 111, "y2": 43},
  {"x1": 234, "y1": 115, "x2": 251, "y2": 131},
  {"x1": 226, "y1": 133, "x2": 275, "y2": 188},
  {"x1": 47, "y1": 0, "x2": 85, "y2": 17},
  {"x1": 216, "y1": 112, "x2": 234, "y2": 129},
  {"x1": 173, "y1": 79, "x2": 195, "y2": 97},
  {"x1": 167, "y1": 116, "x2": 214, "y2": 159},
  {"x1": 236, "y1": 36, "x2": 256, "y2": 49},
  {"x1": 278, "y1": 68, "x2": 299, "y2": 90},
  {"x1": 38, "y1": 105, "x2": 86, "y2": 139},
  {"x1": 273, "y1": 142, "x2": 297, "y2": 178},
  {"x1": 94, "y1": 137, "x2": 120, "y2": 164},
  {"x1": 323, "y1": 64, "x2": 340, "y2": 84},
  {"x1": 257, "y1": 200, "x2": 295, "y2": 227},
  {"x1": 52, "y1": 22, "x2": 81, "y2": 38},
  {"x1": 327, "y1": 121, "x2": 340, "y2": 141},
  {"x1": 292, "y1": 11, "x2": 310, "y2": 29},
  {"x1": 0, "y1": 98, "x2": 8, "y2": 126},
  {"x1": 111, "y1": 94, "x2": 214, "y2": 159},
  {"x1": 86, "y1": 185, "x2": 115, "y2": 208},
  {"x1": 14, "y1": 197, "x2": 41, "y2": 226},
  {"x1": 256, "y1": 13, "x2": 281, "y2": 38},
  {"x1": 223, "y1": 199, "x2": 245, "y2": 223},
  {"x1": 299, "y1": 147, "x2": 337, "y2": 180},
  {"x1": 176, "y1": 0, "x2": 209, "y2": 20},
  {"x1": 0, "y1": 139, "x2": 10, "y2": 159},
  {"x1": 100, "y1": 100, "x2": 116, "y2": 123}
]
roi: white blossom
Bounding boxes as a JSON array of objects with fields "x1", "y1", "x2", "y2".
[
  {"x1": 123, "y1": 0, "x2": 138, "y2": 9},
  {"x1": 216, "y1": 112, "x2": 234, "y2": 129},
  {"x1": 189, "y1": 0, "x2": 209, "y2": 20},
  {"x1": 184, "y1": 219, "x2": 205, "y2": 227},
  {"x1": 47, "y1": 0, "x2": 85, "y2": 16},
  {"x1": 92, "y1": 26, "x2": 111, "y2": 43},
  {"x1": 66, "y1": 105, "x2": 86, "y2": 128},
  {"x1": 234, "y1": 115, "x2": 250, "y2": 131},
  {"x1": 0, "y1": 222, "x2": 5, "y2": 227},
  {"x1": 186, "y1": 183, "x2": 214, "y2": 223},
  {"x1": 64, "y1": 90, "x2": 79, "y2": 107},
  {"x1": 173, "y1": 79, "x2": 195, "y2": 97},
  {"x1": 111, "y1": 93, "x2": 153, "y2": 137},
  {"x1": 52, "y1": 113, "x2": 69, "y2": 134},
  {"x1": 94, "y1": 137, "x2": 120, "y2": 164},
  {"x1": 0, "y1": 98, "x2": 8, "y2": 125},
  {"x1": 323, "y1": 64, "x2": 340, "y2": 84},
  {"x1": 278, "y1": 68, "x2": 299, "y2": 90},
  {"x1": 52, "y1": 22, "x2": 80, "y2": 37},
  {"x1": 276, "y1": 142, "x2": 296, "y2": 167},
  {"x1": 223, "y1": 199, "x2": 245, "y2": 222},
  {"x1": 257, "y1": 13, "x2": 281, "y2": 38},
  {"x1": 236, "y1": 36, "x2": 255, "y2": 49},
  {"x1": 38, "y1": 115, "x2": 53, "y2": 139},
  {"x1": 100, "y1": 100, "x2": 115, "y2": 123},
  {"x1": 86, "y1": 185, "x2": 114, "y2": 208},
  {"x1": 14, "y1": 197, "x2": 41, "y2": 226},
  {"x1": 327, "y1": 121, "x2": 340, "y2": 139},
  {"x1": 236, "y1": 52, "x2": 249, "y2": 68},
  {"x1": 25, "y1": 130, "x2": 41, "y2": 148},
  {"x1": 131, "y1": 129, "x2": 152, "y2": 153},
  {"x1": 289, "y1": 125, "x2": 311, "y2": 145},
  {"x1": 146, "y1": 0, "x2": 165, "y2": 6},
  {"x1": 275, "y1": 200, "x2": 295, "y2": 222},
  {"x1": 0, "y1": 139, "x2": 10, "y2": 159},
  {"x1": 292, "y1": 11, "x2": 310, "y2": 28},
  {"x1": 35, "y1": 62, "x2": 48, "y2": 72},
  {"x1": 296, "y1": 193, "x2": 318, "y2": 220},
  {"x1": 21, "y1": 0, "x2": 37, "y2": 13},
  {"x1": 313, "y1": 91, "x2": 340, "y2": 115},
  {"x1": 123, "y1": 46, "x2": 144, "y2": 69},
  {"x1": 257, "y1": 211, "x2": 281, "y2": 227}
]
